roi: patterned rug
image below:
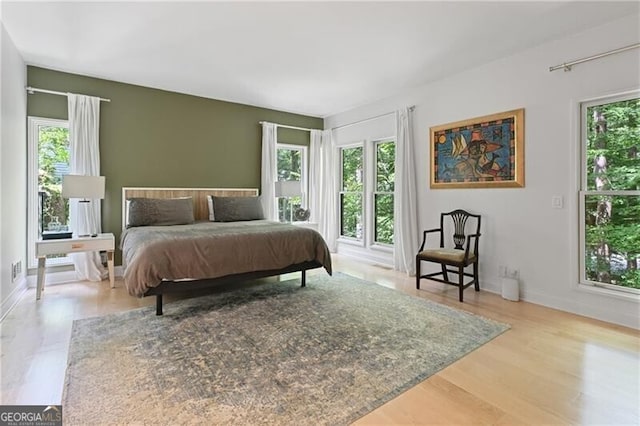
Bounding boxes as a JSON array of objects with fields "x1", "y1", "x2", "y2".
[{"x1": 63, "y1": 272, "x2": 509, "y2": 425}]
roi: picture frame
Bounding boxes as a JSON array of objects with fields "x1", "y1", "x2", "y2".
[{"x1": 430, "y1": 108, "x2": 524, "y2": 188}]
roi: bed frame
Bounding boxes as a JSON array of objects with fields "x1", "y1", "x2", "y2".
[{"x1": 122, "y1": 187, "x2": 323, "y2": 315}]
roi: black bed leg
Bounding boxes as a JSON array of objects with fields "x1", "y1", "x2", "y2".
[
  {"x1": 156, "y1": 294, "x2": 163, "y2": 316},
  {"x1": 301, "y1": 270, "x2": 306, "y2": 287}
]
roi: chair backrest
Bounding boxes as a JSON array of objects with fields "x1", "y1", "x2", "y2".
[{"x1": 440, "y1": 209, "x2": 481, "y2": 250}]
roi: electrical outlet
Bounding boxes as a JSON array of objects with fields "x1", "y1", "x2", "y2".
[
  {"x1": 551, "y1": 195, "x2": 564, "y2": 209},
  {"x1": 10, "y1": 260, "x2": 23, "y2": 283}
]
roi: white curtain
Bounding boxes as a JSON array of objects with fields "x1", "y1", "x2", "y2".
[
  {"x1": 68, "y1": 93, "x2": 106, "y2": 281},
  {"x1": 393, "y1": 107, "x2": 419, "y2": 275},
  {"x1": 260, "y1": 122, "x2": 278, "y2": 220},
  {"x1": 309, "y1": 130, "x2": 322, "y2": 223},
  {"x1": 309, "y1": 129, "x2": 338, "y2": 252}
]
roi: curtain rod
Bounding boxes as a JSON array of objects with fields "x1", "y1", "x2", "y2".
[
  {"x1": 259, "y1": 121, "x2": 318, "y2": 132},
  {"x1": 549, "y1": 43, "x2": 640, "y2": 72},
  {"x1": 26, "y1": 86, "x2": 111, "y2": 102},
  {"x1": 331, "y1": 105, "x2": 415, "y2": 131}
]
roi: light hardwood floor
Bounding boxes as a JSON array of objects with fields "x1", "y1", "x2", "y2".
[{"x1": 1, "y1": 255, "x2": 638, "y2": 424}]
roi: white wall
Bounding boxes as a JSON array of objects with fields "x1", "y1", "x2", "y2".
[
  {"x1": 0, "y1": 22, "x2": 27, "y2": 317},
  {"x1": 325, "y1": 14, "x2": 640, "y2": 329}
]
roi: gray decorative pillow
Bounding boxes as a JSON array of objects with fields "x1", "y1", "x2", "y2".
[
  {"x1": 212, "y1": 196, "x2": 264, "y2": 222},
  {"x1": 127, "y1": 197, "x2": 195, "y2": 227}
]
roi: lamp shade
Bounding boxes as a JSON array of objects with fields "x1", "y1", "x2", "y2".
[
  {"x1": 274, "y1": 180, "x2": 301, "y2": 197},
  {"x1": 62, "y1": 175, "x2": 105, "y2": 199}
]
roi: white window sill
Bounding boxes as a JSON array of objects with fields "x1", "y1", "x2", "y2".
[
  {"x1": 577, "y1": 283, "x2": 640, "y2": 303},
  {"x1": 370, "y1": 243, "x2": 393, "y2": 253},
  {"x1": 337, "y1": 237, "x2": 365, "y2": 247}
]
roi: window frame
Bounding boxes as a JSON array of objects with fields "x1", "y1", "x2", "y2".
[
  {"x1": 338, "y1": 138, "x2": 396, "y2": 250},
  {"x1": 27, "y1": 116, "x2": 72, "y2": 268},
  {"x1": 578, "y1": 91, "x2": 640, "y2": 296}
]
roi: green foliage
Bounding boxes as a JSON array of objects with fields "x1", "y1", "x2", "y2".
[
  {"x1": 375, "y1": 142, "x2": 395, "y2": 244},
  {"x1": 375, "y1": 194, "x2": 394, "y2": 244},
  {"x1": 584, "y1": 98, "x2": 640, "y2": 289},
  {"x1": 277, "y1": 148, "x2": 301, "y2": 181},
  {"x1": 38, "y1": 126, "x2": 70, "y2": 229},
  {"x1": 341, "y1": 146, "x2": 363, "y2": 238}
]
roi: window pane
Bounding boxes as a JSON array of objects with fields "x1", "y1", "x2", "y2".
[
  {"x1": 581, "y1": 96, "x2": 640, "y2": 291},
  {"x1": 375, "y1": 194, "x2": 394, "y2": 244},
  {"x1": 278, "y1": 195, "x2": 302, "y2": 222},
  {"x1": 340, "y1": 193, "x2": 362, "y2": 239},
  {"x1": 342, "y1": 146, "x2": 363, "y2": 191},
  {"x1": 277, "y1": 147, "x2": 304, "y2": 222},
  {"x1": 39, "y1": 125, "x2": 70, "y2": 233},
  {"x1": 277, "y1": 148, "x2": 302, "y2": 181},
  {"x1": 585, "y1": 98, "x2": 640, "y2": 191},
  {"x1": 584, "y1": 194, "x2": 640, "y2": 289},
  {"x1": 376, "y1": 141, "x2": 395, "y2": 192}
]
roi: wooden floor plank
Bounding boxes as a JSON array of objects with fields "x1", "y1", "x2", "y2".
[{"x1": 1, "y1": 254, "x2": 638, "y2": 425}]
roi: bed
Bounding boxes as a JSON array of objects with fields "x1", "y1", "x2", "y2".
[{"x1": 121, "y1": 187, "x2": 332, "y2": 315}]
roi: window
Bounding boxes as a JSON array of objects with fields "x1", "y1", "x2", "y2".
[
  {"x1": 579, "y1": 93, "x2": 640, "y2": 294},
  {"x1": 276, "y1": 144, "x2": 307, "y2": 222},
  {"x1": 374, "y1": 141, "x2": 395, "y2": 245},
  {"x1": 340, "y1": 139, "x2": 395, "y2": 246},
  {"x1": 28, "y1": 117, "x2": 71, "y2": 267},
  {"x1": 340, "y1": 145, "x2": 364, "y2": 240}
]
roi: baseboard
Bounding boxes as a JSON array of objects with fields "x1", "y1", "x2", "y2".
[
  {"x1": 519, "y1": 287, "x2": 639, "y2": 330},
  {"x1": 484, "y1": 276, "x2": 639, "y2": 330},
  {"x1": 0, "y1": 275, "x2": 28, "y2": 322},
  {"x1": 26, "y1": 270, "x2": 80, "y2": 288}
]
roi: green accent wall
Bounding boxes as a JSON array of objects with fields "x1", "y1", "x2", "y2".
[{"x1": 27, "y1": 66, "x2": 322, "y2": 263}]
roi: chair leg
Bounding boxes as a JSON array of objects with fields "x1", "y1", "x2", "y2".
[
  {"x1": 441, "y1": 264, "x2": 449, "y2": 282},
  {"x1": 458, "y1": 265, "x2": 464, "y2": 302},
  {"x1": 416, "y1": 257, "x2": 421, "y2": 290},
  {"x1": 474, "y1": 261, "x2": 480, "y2": 291}
]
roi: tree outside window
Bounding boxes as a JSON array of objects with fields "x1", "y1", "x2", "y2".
[
  {"x1": 39, "y1": 126, "x2": 70, "y2": 231},
  {"x1": 277, "y1": 145, "x2": 305, "y2": 222},
  {"x1": 375, "y1": 141, "x2": 395, "y2": 245},
  {"x1": 581, "y1": 95, "x2": 640, "y2": 291},
  {"x1": 340, "y1": 146, "x2": 363, "y2": 239}
]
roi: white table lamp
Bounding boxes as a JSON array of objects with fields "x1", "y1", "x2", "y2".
[{"x1": 62, "y1": 175, "x2": 105, "y2": 237}]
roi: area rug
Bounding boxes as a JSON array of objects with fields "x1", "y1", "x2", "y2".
[{"x1": 63, "y1": 272, "x2": 509, "y2": 425}]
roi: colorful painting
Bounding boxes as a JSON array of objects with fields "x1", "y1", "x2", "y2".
[{"x1": 430, "y1": 109, "x2": 524, "y2": 188}]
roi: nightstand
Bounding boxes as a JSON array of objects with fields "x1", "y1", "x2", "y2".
[
  {"x1": 35, "y1": 233, "x2": 115, "y2": 300},
  {"x1": 292, "y1": 222, "x2": 319, "y2": 231}
]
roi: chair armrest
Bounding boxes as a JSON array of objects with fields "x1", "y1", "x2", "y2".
[
  {"x1": 419, "y1": 228, "x2": 441, "y2": 251},
  {"x1": 464, "y1": 233, "x2": 482, "y2": 260}
]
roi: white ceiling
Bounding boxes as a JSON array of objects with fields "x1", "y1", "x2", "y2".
[{"x1": 1, "y1": 1, "x2": 638, "y2": 117}]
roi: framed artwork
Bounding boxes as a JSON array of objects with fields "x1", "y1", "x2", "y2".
[{"x1": 430, "y1": 108, "x2": 524, "y2": 188}]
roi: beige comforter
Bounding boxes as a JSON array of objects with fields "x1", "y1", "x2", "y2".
[{"x1": 120, "y1": 220, "x2": 332, "y2": 297}]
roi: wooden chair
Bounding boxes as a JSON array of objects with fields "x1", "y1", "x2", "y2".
[{"x1": 416, "y1": 209, "x2": 481, "y2": 302}]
